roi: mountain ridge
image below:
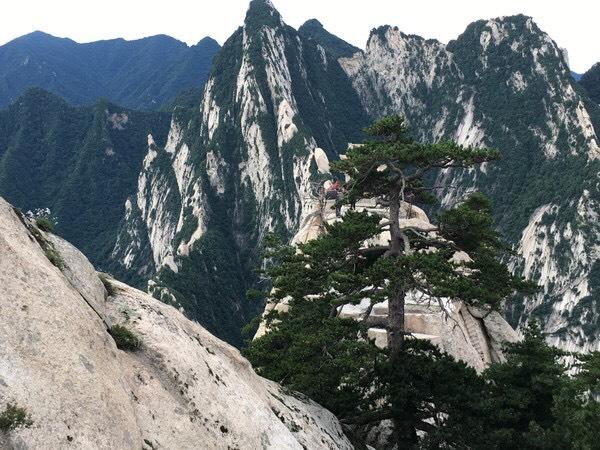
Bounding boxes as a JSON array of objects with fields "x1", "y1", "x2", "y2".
[
  {"x1": 1, "y1": 2, "x2": 600, "y2": 350},
  {"x1": 0, "y1": 31, "x2": 220, "y2": 110}
]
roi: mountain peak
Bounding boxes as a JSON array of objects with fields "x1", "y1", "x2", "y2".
[
  {"x1": 23, "y1": 30, "x2": 53, "y2": 39},
  {"x1": 367, "y1": 25, "x2": 436, "y2": 48},
  {"x1": 299, "y1": 19, "x2": 360, "y2": 59},
  {"x1": 11, "y1": 87, "x2": 68, "y2": 111},
  {"x1": 244, "y1": 0, "x2": 282, "y2": 29},
  {"x1": 303, "y1": 19, "x2": 323, "y2": 28},
  {"x1": 453, "y1": 14, "x2": 543, "y2": 45},
  {"x1": 196, "y1": 36, "x2": 220, "y2": 48},
  {"x1": 10, "y1": 30, "x2": 72, "y2": 45}
]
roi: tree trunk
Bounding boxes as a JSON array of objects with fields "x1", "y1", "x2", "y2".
[
  {"x1": 387, "y1": 187, "x2": 417, "y2": 448},
  {"x1": 387, "y1": 190, "x2": 402, "y2": 256},
  {"x1": 387, "y1": 285, "x2": 405, "y2": 358},
  {"x1": 389, "y1": 286, "x2": 418, "y2": 449},
  {"x1": 386, "y1": 186, "x2": 405, "y2": 356}
]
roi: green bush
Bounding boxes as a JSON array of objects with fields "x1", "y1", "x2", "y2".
[
  {"x1": 109, "y1": 325, "x2": 141, "y2": 351},
  {"x1": 28, "y1": 226, "x2": 64, "y2": 270},
  {"x1": 43, "y1": 246, "x2": 65, "y2": 270},
  {"x1": 34, "y1": 217, "x2": 53, "y2": 232},
  {"x1": 0, "y1": 403, "x2": 33, "y2": 433}
]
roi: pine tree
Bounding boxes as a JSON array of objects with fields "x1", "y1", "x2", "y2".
[
  {"x1": 331, "y1": 116, "x2": 531, "y2": 446},
  {"x1": 246, "y1": 115, "x2": 533, "y2": 447},
  {"x1": 332, "y1": 115, "x2": 504, "y2": 358}
]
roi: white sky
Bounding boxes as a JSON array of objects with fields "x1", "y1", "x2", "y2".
[{"x1": 0, "y1": 0, "x2": 597, "y2": 73}]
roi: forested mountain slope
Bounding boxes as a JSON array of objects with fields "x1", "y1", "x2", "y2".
[
  {"x1": 0, "y1": 32, "x2": 219, "y2": 109},
  {"x1": 0, "y1": 88, "x2": 170, "y2": 262},
  {"x1": 580, "y1": 62, "x2": 600, "y2": 104}
]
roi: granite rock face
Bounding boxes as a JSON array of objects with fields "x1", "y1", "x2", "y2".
[
  {"x1": 109, "y1": 0, "x2": 367, "y2": 346},
  {"x1": 0, "y1": 196, "x2": 352, "y2": 450},
  {"x1": 339, "y1": 16, "x2": 600, "y2": 351}
]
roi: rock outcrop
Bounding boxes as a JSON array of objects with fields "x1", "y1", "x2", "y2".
[{"x1": 0, "y1": 196, "x2": 352, "y2": 450}]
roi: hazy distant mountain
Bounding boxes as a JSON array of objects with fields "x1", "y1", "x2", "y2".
[{"x1": 0, "y1": 31, "x2": 220, "y2": 109}]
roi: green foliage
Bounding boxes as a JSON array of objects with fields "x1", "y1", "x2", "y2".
[
  {"x1": 384, "y1": 339, "x2": 486, "y2": 448},
  {"x1": 421, "y1": 322, "x2": 600, "y2": 450},
  {"x1": 244, "y1": 299, "x2": 383, "y2": 418},
  {"x1": 248, "y1": 215, "x2": 600, "y2": 447},
  {"x1": 330, "y1": 116, "x2": 521, "y2": 312},
  {"x1": 34, "y1": 216, "x2": 53, "y2": 232},
  {"x1": 246, "y1": 116, "x2": 564, "y2": 448},
  {"x1": 332, "y1": 115, "x2": 499, "y2": 207},
  {"x1": 437, "y1": 193, "x2": 499, "y2": 252},
  {"x1": 0, "y1": 403, "x2": 33, "y2": 433},
  {"x1": 43, "y1": 246, "x2": 65, "y2": 270},
  {"x1": 109, "y1": 325, "x2": 141, "y2": 351},
  {"x1": 481, "y1": 322, "x2": 567, "y2": 443},
  {"x1": 246, "y1": 193, "x2": 526, "y2": 443}
]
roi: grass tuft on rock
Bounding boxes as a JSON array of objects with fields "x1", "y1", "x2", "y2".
[
  {"x1": 0, "y1": 403, "x2": 33, "y2": 433},
  {"x1": 43, "y1": 246, "x2": 65, "y2": 270},
  {"x1": 109, "y1": 325, "x2": 141, "y2": 351},
  {"x1": 28, "y1": 225, "x2": 65, "y2": 270}
]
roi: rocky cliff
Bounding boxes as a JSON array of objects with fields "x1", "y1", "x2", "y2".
[
  {"x1": 0, "y1": 195, "x2": 352, "y2": 449},
  {"x1": 110, "y1": 0, "x2": 368, "y2": 345},
  {"x1": 338, "y1": 16, "x2": 600, "y2": 351}
]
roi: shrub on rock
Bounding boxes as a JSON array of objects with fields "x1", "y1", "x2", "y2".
[
  {"x1": 109, "y1": 325, "x2": 141, "y2": 351},
  {"x1": 0, "y1": 403, "x2": 33, "y2": 433}
]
